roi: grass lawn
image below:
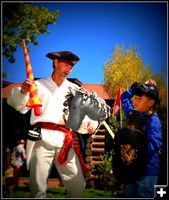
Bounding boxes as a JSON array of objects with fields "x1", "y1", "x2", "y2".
[{"x1": 3, "y1": 186, "x2": 114, "y2": 198}]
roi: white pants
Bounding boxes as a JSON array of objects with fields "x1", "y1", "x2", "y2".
[{"x1": 29, "y1": 140, "x2": 86, "y2": 198}]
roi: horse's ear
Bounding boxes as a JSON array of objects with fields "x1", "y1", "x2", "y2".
[{"x1": 68, "y1": 87, "x2": 77, "y2": 96}]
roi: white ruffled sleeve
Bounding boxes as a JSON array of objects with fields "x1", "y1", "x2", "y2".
[{"x1": 7, "y1": 87, "x2": 30, "y2": 114}]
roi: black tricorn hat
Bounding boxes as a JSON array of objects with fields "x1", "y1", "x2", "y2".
[
  {"x1": 131, "y1": 82, "x2": 161, "y2": 104},
  {"x1": 46, "y1": 51, "x2": 80, "y2": 66}
]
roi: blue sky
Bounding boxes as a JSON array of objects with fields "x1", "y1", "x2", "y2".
[{"x1": 2, "y1": 2, "x2": 168, "y2": 84}]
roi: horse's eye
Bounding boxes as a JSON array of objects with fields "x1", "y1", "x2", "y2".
[{"x1": 73, "y1": 107, "x2": 76, "y2": 109}]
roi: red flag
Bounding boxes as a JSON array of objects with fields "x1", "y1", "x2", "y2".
[{"x1": 112, "y1": 87, "x2": 122, "y2": 116}]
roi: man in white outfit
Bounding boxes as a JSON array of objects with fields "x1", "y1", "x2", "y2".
[{"x1": 7, "y1": 51, "x2": 98, "y2": 198}]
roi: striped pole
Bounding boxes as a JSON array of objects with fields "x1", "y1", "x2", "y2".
[{"x1": 22, "y1": 39, "x2": 42, "y2": 116}]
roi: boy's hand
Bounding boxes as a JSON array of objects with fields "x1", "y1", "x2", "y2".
[
  {"x1": 145, "y1": 79, "x2": 157, "y2": 87},
  {"x1": 86, "y1": 121, "x2": 97, "y2": 134}
]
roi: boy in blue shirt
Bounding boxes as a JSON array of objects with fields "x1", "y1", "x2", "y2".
[{"x1": 120, "y1": 79, "x2": 162, "y2": 198}]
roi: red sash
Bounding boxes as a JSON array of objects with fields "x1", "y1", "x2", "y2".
[{"x1": 35, "y1": 122, "x2": 89, "y2": 175}]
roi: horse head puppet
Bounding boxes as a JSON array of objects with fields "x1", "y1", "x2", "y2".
[{"x1": 63, "y1": 87, "x2": 111, "y2": 131}]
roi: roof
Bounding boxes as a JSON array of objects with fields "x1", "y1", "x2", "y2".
[
  {"x1": 81, "y1": 84, "x2": 113, "y2": 99},
  {"x1": 2, "y1": 80, "x2": 113, "y2": 100}
]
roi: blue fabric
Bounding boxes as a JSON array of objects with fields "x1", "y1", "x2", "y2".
[{"x1": 124, "y1": 176, "x2": 158, "y2": 198}]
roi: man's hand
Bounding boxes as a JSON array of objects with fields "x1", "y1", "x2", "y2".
[
  {"x1": 86, "y1": 121, "x2": 97, "y2": 134},
  {"x1": 21, "y1": 79, "x2": 33, "y2": 94}
]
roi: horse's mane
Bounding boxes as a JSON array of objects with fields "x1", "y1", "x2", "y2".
[{"x1": 63, "y1": 87, "x2": 111, "y2": 131}]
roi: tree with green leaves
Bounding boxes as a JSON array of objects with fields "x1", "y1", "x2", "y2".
[
  {"x1": 103, "y1": 44, "x2": 153, "y2": 97},
  {"x1": 2, "y1": 2, "x2": 60, "y2": 63},
  {"x1": 103, "y1": 44, "x2": 167, "y2": 106}
]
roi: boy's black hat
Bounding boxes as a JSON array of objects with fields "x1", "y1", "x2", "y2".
[
  {"x1": 131, "y1": 82, "x2": 161, "y2": 104},
  {"x1": 46, "y1": 51, "x2": 80, "y2": 66}
]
